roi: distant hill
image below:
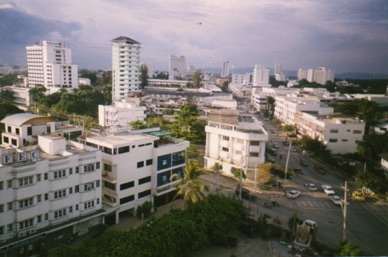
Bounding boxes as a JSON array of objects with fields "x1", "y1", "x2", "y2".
[{"x1": 335, "y1": 72, "x2": 388, "y2": 80}]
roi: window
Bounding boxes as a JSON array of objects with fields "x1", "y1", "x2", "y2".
[
  {"x1": 120, "y1": 195, "x2": 134, "y2": 204},
  {"x1": 54, "y1": 209, "x2": 67, "y2": 219},
  {"x1": 0, "y1": 181, "x2": 3, "y2": 190},
  {"x1": 118, "y1": 146, "x2": 130, "y2": 154},
  {"x1": 15, "y1": 128, "x2": 20, "y2": 135},
  {"x1": 44, "y1": 193, "x2": 48, "y2": 200},
  {"x1": 37, "y1": 215, "x2": 42, "y2": 223},
  {"x1": 222, "y1": 147, "x2": 229, "y2": 152},
  {"x1": 342, "y1": 139, "x2": 348, "y2": 142},
  {"x1": 19, "y1": 218, "x2": 34, "y2": 230},
  {"x1": 139, "y1": 176, "x2": 151, "y2": 185},
  {"x1": 37, "y1": 195, "x2": 42, "y2": 202},
  {"x1": 27, "y1": 126, "x2": 32, "y2": 136},
  {"x1": 83, "y1": 200, "x2": 95, "y2": 210},
  {"x1": 84, "y1": 164, "x2": 95, "y2": 173},
  {"x1": 36, "y1": 174, "x2": 41, "y2": 182},
  {"x1": 84, "y1": 183, "x2": 95, "y2": 192},
  {"x1": 19, "y1": 198, "x2": 34, "y2": 209},
  {"x1": 96, "y1": 162, "x2": 100, "y2": 169},
  {"x1": 172, "y1": 151, "x2": 185, "y2": 166},
  {"x1": 11, "y1": 138, "x2": 17, "y2": 145},
  {"x1": 53, "y1": 170, "x2": 66, "y2": 179},
  {"x1": 157, "y1": 170, "x2": 171, "y2": 186},
  {"x1": 249, "y1": 152, "x2": 259, "y2": 157},
  {"x1": 157, "y1": 154, "x2": 171, "y2": 170},
  {"x1": 137, "y1": 161, "x2": 144, "y2": 168},
  {"x1": 76, "y1": 167, "x2": 79, "y2": 173},
  {"x1": 172, "y1": 167, "x2": 183, "y2": 178},
  {"x1": 54, "y1": 189, "x2": 67, "y2": 199},
  {"x1": 7, "y1": 224, "x2": 13, "y2": 233},
  {"x1": 353, "y1": 130, "x2": 362, "y2": 134},
  {"x1": 75, "y1": 205, "x2": 79, "y2": 211},
  {"x1": 69, "y1": 168, "x2": 73, "y2": 175},
  {"x1": 329, "y1": 139, "x2": 338, "y2": 143},
  {"x1": 3, "y1": 137, "x2": 9, "y2": 143},
  {"x1": 7, "y1": 180, "x2": 12, "y2": 188},
  {"x1": 146, "y1": 159, "x2": 153, "y2": 166},
  {"x1": 69, "y1": 206, "x2": 73, "y2": 213},
  {"x1": 7, "y1": 126, "x2": 11, "y2": 133},
  {"x1": 222, "y1": 136, "x2": 230, "y2": 141},
  {"x1": 45, "y1": 213, "x2": 49, "y2": 220},
  {"x1": 104, "y1": 181, "x2": 116, "y2": 191},
  {"x1": 0, "y1": 204, "x2": 4, "y2": 213},
  {"x1": 44, "y1": 173, "x2": 48, "y2": 180},
  {"x1": 120, "y1": 181, "x2": 134, "y2": 190},
  {"x1": 104, "y1": 163, "x2": 112, "y2": 172},
  {"x1": 138, "y1": 189, "x2": 151, "y2": 199},
  {"x1": 8, "y1": 202, "x2": 12, "y2": 211},
  {"x1": 330, "y1": 129, "x2": 338, "y2": 133},
  {"x1": 19, "y1": 176, "x2": 33, "y2": 187}
]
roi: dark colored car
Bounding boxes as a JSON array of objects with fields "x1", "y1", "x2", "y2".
[
  {"x1": 239, "y1": 221, "x2": 259, "y2": 238},
  {"x1": 235, "y1": 187, "x2": 257, "y2": 201}
]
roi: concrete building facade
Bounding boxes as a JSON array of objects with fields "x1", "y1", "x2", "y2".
[
  {"x1": 98, "y1": 99, "x2": 146, "y2": 127},
  {"x1": 111, "y1": 36, "x2": 141, "y2": 101},
  {"x1": 204, "y1": 110, "x2": 268, "y2": 180},
  {"x1": 169, "y1": 56, "x2": 187, "y2": 80},
  {"x1": 26, "y1": 41, "x2": 78, "y2": 93}
]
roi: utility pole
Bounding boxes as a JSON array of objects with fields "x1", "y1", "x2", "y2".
[
  {"x1": 341, "y1": 181, "x2": 349, "y2": 241},
  {"x1": 254, "y1": 162, "x2": 258, "y2": 189}
]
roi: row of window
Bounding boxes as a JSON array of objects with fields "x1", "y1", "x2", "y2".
[
  {"x1": 0, "y1": 198, "x2": 102, "y2": 235},
  {"x1": 119, "y1": 189, "x2": 151, "y2": 205},
  {"x1": 1, "y1": 164, "x2": 100, "y2": 190},
  {"x1": 329, "y1": 129, "x2": 363, "y2": 134},
  {"x1": 157, "y1": 151, "x2": 186, "y2": 171},
  {"x1": 137, "y1": 159, "x2": 153, "y2": 168},
  {"x1": 104, "y1": 176, "x2": 151, "y2": 192}
]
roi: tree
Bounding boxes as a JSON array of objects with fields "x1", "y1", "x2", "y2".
[
  {"x1": 288, "y1": 213, "x2": 302, "y2": 238},
  {"x1": 212, "y1": 162, "x2": 223, "y2": 191},
  {"x1": 139, "y1": 64, "x2": 149, "y2": 89},
  {"x1": 357, "y1": 133, "x2": 388, "y2": 161},
  {"x1": 79, "y1": 69, "x2": 98, "y2": 85},
  {"x1": 170, "y1": 160, "x2": 209, "y2": 208},
  {"x1": 192, "y1": 70, "x2": 203, "y2": 88},
  {"x1": 129, "y1": 120, "x2": 147, "y2": 130},
  {"x1": 266, "y1": 96, "x2": 275, "y2": 118},
  {"x1": 0, "y1": 89, "x2": 15, "y2": 102},
  {"x1": 29, "y1": 84, "x2": 47, "y2": 103},
  {"x1": 221, "y1": 81, "x2": 229, "y2": 92},
  {"x1": 338, "y1": 241, "x2": 361, "y2": 256}
]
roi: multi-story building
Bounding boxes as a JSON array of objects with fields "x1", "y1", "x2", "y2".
[
  {"x1": 295, "y1": 112, "x2": 365, "y2": 154},
  {"x1": 221, "y1": 60, "x2": 229, "y2": 78},
  {"x1": 98, "y1": 99, "x2": 146, "y2": 127},
  {"x1": 78, "y1": 127, "x2": 189, "y2": 224},
  {"x1": 0, "y1": 113, "x2": 103, "y2": 255},
  {"x1": 26, "y1": 41, "x2": 78, "y2": 93},
  {"x1": 252, "y1": 64, "x2": 270, "y2": 86},
  {"x1": 274, "y1": 64, "x2": 284, "y2": 81},
  {"x1": 297, "y1": 67, "x2": 334, "y2": 85},
  {"x1": 274, "y1": 96, "x2": 333, "y2": 125},
  {"x1": 111, "y1": 36, "x2": 141, "y2": 101},
  {"x1": 204, "y1": 110, "x2": 268, "y2": 180},
  {"x1": 231, "y1": 73, "x2": 251, "y2": 85},
  {"x1": 168, "y1": 56, "x2": 187, "y2": 80}
]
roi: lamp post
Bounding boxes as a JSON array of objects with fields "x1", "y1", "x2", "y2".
[{"x1": 283, "y1": 141, "x2": 292, "y2": 196}]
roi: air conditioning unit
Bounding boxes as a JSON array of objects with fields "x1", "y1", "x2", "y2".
[{"x1": 18, "y1": 232, "x2": 26, "y2": 238}]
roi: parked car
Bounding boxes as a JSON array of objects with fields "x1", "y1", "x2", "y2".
[
  {"x1": 273, "y1": 142, "x2": 279, "y2": 148},
  {"x1": 352, "y1": 191, "x2": 366, "y2": 201},
  {"x1": 305, "y1": 183, "x2": 317, "y2": 191},
  {"x1": 321, "y1": 184, "x2": 335, "y2": 195},
  {"x1": 290, "y1": 146, "x2": 297, "y2": 152},
  {"x1": 287, "y1": 190, "x2": 301, "y2": 199},
  {"x1": 235, "y1": 187, "x2": 257, "y2": 201},
  {"x1": 303, "y1": 219, "x2": 319, "y2": 231},
  {"x1": 331, "y1": 195, "x2": 342, "y2": 206}
]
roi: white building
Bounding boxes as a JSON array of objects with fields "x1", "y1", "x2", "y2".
[
  {"x1": 295, "y1": 112, "x2": 365, "y2": 154},
  {"x1": 274, "y1": 96, "x2": 334, "y2": 125},
  {"x1": 221, "y1": 61, "x2": 229, "y2": 78},
  {"x1": 251, "y1": 87, "x2": 300, "y2": 111},
  {"x1": 252, "y1": 64, "x2": 270, "y2": 86},
  {"x1": 231, "y1": 73, "x2": 251, "y2": 85},
  {"x1": 0, "y1": 113, "x2": 103, "y2": 254},
  {"x1": 98, "y1": 99, "x2": 146, "y2": 127},
  {"x1": 169, "y1": 55, "x2": 187, "y2": 80},
  {"x1": 79, "y1": 127, "x2": 189, "y2": 224},
  {"x1": 111, "y1": 36, "x2": 141, "y2": 101},
  {"x1": 204, "y1": 110, "x2": 268, "y2": 179},
  {"x1": 274, "y1": 64, "x2": 284, "y2": 81},
  {"x1": 79, "y1": 77, "x2": 91, "y2": 86},
  {"x1": 26, "y1": 41, "x2": 78, "y2": 93},
  {"x1": 297, "y1": 67, "x2": 334, "y2": 85}
]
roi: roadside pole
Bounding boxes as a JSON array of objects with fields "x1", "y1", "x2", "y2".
[
  {"x1": 283, "y1": 141, "x2": 292, "y2": 196},
  {"x1": 341, "y1": 181, "x2": 349, "y2": 241}
]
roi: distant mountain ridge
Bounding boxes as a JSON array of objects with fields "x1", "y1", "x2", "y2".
[{"x1": 203, "y1": 67, "x2": 388, "y2": 80}]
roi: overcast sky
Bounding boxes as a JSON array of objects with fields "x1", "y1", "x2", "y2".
[{"x1": 0, "y1": 0, "x2": 387, "y2": 74}]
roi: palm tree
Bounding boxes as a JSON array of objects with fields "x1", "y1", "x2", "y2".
[
  {"x1": 170, "y1": 160, "x2": 209, "y2": 208},
  {"x1": 212, "y1": 162, "x2": 223, "y2": 191}
]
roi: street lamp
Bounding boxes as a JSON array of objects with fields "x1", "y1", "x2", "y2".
[{"x1": 283, "y1": 141, "x2": 292, "y2": 196}]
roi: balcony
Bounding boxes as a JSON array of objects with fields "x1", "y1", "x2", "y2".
[{"x1": 220, "y1": 140, "x2": 230, "y2": 148}]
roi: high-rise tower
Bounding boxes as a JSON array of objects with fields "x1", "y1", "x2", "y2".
[
  {"x1": 168, "y1": 56, "x2": 187, "y2": 80},
  {"x1": 26, "y1": 41, "x2": 78, "y2": 93},
  {"x1": 221, "y1": 61, "x2": 229, "y2": 78},
  {"x1": 111, "y1": 36, "x2": 141, "y2": 101}
]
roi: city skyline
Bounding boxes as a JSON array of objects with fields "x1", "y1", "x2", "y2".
[{"x1": 0, "y1": 0, "x2": 387, "y2": 74}]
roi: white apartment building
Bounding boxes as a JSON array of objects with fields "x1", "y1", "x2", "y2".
[
  {"x1": 252, "y1": 64, "x2": 270, "y2": 86},
  {"x1": 274, "y1": 64, "x2": 284, "y2": 81},
  {"x1": 297, "y1": 67, "x2": 334, "y2": 85},
  {"x1": 295, "y1": 112, "x2": 365, "y2": 154},
  {"x1": 231, "y1": 73, "x2": 251, "y2": 85},
  {"x1": 26, "y1": 41, "x2": 78, "y2": 93},
  {"x1": 98, "y1": 99, "x2": 146, "y2": 127},
  {"x1": 221, "y1": 60, "x2": 229, "y2": 78},
  {"x1": 169, "y1": 55, "x2": 187, "y2": 80},
  {"x1": 251, "y1": 87, "x2": 300, "y2": 111},
  {"x1": 204, "y1": 110, "x2": 268, "y2": 180},
  {"x1": 274, "y1": 96, "x2": 334, "y2": 125},
  {"x1": 148, "y1": 79, "x2": 188, "y2": 87},
  {"x1": 79, "y1": 127, "x2": 189, "y2": 224},
  {"x1": 111, "y1": 36, "x2": 141, "y2": 101},
  {"x1": 0, "y1": 113, "x2": 103, "y2": 255}
]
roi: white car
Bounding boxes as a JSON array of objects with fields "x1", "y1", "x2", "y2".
[
  {"x1": 305, "y1": 183, "x2": 317, "y2": 191},
  {"x1": 287, "y1": 190, "x2": 301, "y2": 199},
  {"x1": 321, "y1": 184, "x2": 335, "y2": 195},
  {"x1": 303, "y1": 219, "x2": 318, "y2": 230},
  {"x1": 290, "y1": 146, "x2": 297, "y2": 152},
  {"x1": 331, "y1": 195, "x2": 342, "y2": 206}
]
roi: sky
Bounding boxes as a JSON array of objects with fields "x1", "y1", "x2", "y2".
[{"x1": 0, "y1": 0, "x2": 387, "y2": 74}]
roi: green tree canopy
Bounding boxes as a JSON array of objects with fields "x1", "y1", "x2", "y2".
[
  {"x1": 192, "y1": 70, "x2": 203, "y2": 88},
  {"x1": 139, "y1": 64, "x2": 149, "y2": 89}
]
